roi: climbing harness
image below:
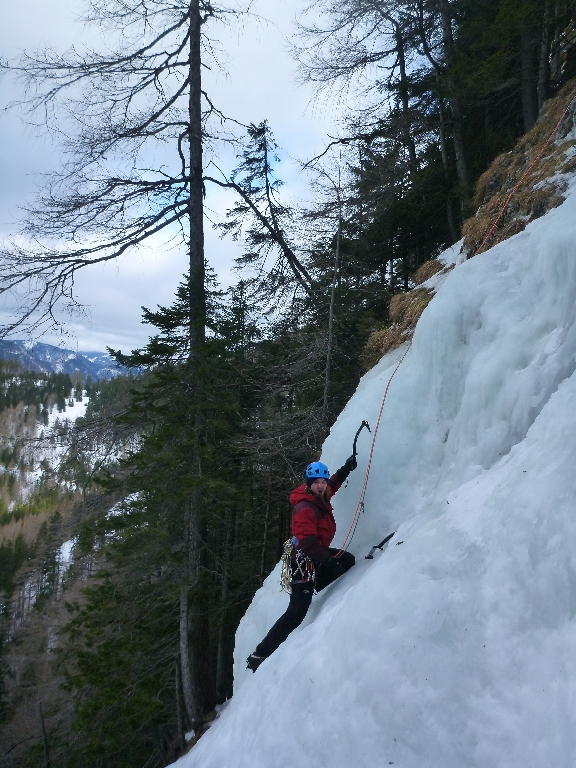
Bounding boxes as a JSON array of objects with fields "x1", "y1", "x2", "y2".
[
  {"x1": 280, "y1": 537, "x2": 315, "y2": 593},
  {"x1": 280, "y1": 538, "x2": 293, "y2": 592},
  {"x1": 332, "y1": 342, "x2": 412, "y2": 557},
  {"x1": 475, "y1": 88, "x2": 576, "y2": 257},
  {"x1": 365, "y1": 531, "x2": 396, "y2": 559}
]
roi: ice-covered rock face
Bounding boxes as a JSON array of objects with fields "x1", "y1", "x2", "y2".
[{"x1": 177, "y1": 177, "x2": 576, "y2": 768}]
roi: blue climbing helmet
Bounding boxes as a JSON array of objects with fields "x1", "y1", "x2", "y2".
[{"x1": 305, "y1": 461, "x2": 330, "y2": 482}]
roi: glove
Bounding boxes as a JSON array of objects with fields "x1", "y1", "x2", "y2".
[
  {"x1": 337, "y1": 454, "x2": 357, "y2": 481},
  {"x1": 343, "y1": 455, "x2": 357, "y2": 472}
]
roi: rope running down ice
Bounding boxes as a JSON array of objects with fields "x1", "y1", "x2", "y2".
[
  {"x1": 333, "y1": 342, "x2": 412, "y2": 557},
  {"x1": 333, "y1": 91, "x2": 576, "y2": 557},
  {"x1": 474, "y1": 89, "x2": 576, "y2": 257}
]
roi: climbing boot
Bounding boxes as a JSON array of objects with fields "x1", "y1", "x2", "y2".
[{"x1": 246, "y1": 653, "x2": 266, "y2": 673}]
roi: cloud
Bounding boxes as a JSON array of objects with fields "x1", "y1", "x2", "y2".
[{"x1": 0, "y1": 0, "x2": 335, "y2": 352}]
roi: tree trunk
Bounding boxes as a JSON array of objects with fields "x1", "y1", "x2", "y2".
[
  {"x1": 402, "y1": 250, "x2": 409, "y2": 291},
  {"x1": 154, "y1": 723, "x2": 168, "y2": 766},
  {"x1": 179, "y1": 0, "x2": 207, "y2": 732},
  {"x1": 188, "y1": 0, "x2": 206, "y2": 344},
  {"x1": 373, "y1": 7, "x2": 417, "y2": 175},
  {"x1": 175, "y1": 659, "x2": 187, "y2": 753},
  {"x1": 259, "y1": 480, "x2": 271, "y2": 585},
  {"x1": 537, "y1": 5, "x2": 551, "y2": 112},
  {"x1": 216, "y1": 509, "x2": 235, "y2": 702},
  {"x1": 394, "y1": 24, "x2": 418, "y2": 175},
  {"x1": 438, "y1": 98, "x2": 459, "y2": 242},
  {"x1": 521, "y1": 22, "x2": 539, "y2": 132},
  {"x1": 179, "y1": 583, "x2": 197, "y2": 727},
  {"x1": 438, "y1": 0, "x2": 469, "y2": 213},
  {"x1": 417, "y1": 0, "x2": 460, "y2": 237},
  {"x1": 39, "y1": 701, "x2": 51, "y2": 768},
  {"x1": 322, "y1": 200, "x2": 341, "y2": 435}
]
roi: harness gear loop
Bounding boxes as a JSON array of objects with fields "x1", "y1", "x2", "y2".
[
  {"x1": 280, "y1": 538, "x2": 294, "y2": 593},
  {"x1": 280, "y1": 537, "x2": 316, "y2": 593},
  {"x1": 333, "y1": 342, "x2": 412, "y2": 557}
]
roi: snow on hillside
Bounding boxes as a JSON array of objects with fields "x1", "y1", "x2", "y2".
[
  {"x1": 16, "y1": 394, "x2": 90, "y2": 500},
  {"x1": 178, "y1": 172, "x2": 576, "y2": 766}
]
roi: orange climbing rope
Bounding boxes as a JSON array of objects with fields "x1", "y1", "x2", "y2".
[
  {"x1": 333, "y1": 92, "x2": 576, "y2": 556},
  {"x1": 333, "y1": 341, "x2": 412, "y2": 557},
  {"x1": 474, "y1": 89, "x2": 576, "y2": 257}
]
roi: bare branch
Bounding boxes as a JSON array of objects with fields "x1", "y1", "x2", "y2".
[{"x1": 204, "y1": 174, "x2": 314, "y2": 295}]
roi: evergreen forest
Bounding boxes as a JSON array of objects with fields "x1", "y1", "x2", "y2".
[{"x1": 1, "y1": 0, "x2": 575, "y2": 765}]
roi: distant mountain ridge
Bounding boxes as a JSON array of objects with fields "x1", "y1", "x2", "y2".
[{"x1": 0, "y1": 340, "x2": 127, "y2": 380}]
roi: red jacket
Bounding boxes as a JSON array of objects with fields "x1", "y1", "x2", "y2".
[{"x1": 290, "y1": 473, "x2": 343, "y2": 564}]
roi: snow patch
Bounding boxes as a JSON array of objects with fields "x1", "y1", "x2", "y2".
[{"x1": 175, "y1": 183, "x2": 576, "y2": 766}]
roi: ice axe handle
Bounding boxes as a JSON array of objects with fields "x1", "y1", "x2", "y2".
[
  {"x1": 353, "y1": 420, "x2": 371, "y2": 457},
  {"x1": 365, "y1": 531, "x2": 396, "y2": 559}
]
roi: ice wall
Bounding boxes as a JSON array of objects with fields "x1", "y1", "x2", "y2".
[{"x1": 177, "y1": 178, "x2": 576, "y2": 768}]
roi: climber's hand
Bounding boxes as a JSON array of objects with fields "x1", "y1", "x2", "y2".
[
  {"x1": 337, "y1": 455, "x2": 357, "y2": 481},
  {"x1": 343, "y1": 455, "x2": 357, "y2": 472}
]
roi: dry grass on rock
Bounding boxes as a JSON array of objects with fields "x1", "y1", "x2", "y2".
[
  {"x1": 414, "y1": 259, "x2": 444, "y2": 285},
  {"x1": 463, "y1": 79, "x2": 576, "y2": 258},
  {"x1": 360, "y1": 288, "x2": 434, "y2": 371},
  {"x1": 360, "y1": 260, "x2": 451, "y2": 370},
  {"x1": 360, "y1": 82, "x2": 576, "y2": 373}
]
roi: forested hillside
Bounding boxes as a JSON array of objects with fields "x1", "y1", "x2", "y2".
[
  {"x1": 0, "y1": 371, "x2": 139, "y2": 766},
  {"x1": 1, "y1": 0, "x2": 575, "y2": 766}
]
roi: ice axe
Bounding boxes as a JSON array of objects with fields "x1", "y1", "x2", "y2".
[
  {"x1": 352, "y1": 420, "x2": 370, "y2": 458},
  {"x1": 365, "y1": 531, "x2": 395, "y2": 559}
]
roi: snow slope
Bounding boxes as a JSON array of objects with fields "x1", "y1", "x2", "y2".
[{"x1": 179, "y1": 174, "x2": 576, "y2": 767}]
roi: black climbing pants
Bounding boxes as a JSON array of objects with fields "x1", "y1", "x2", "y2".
[
  {"x1": 255, "y1": 582, "x2": 314, "y2": 659},
  {"x1": 315, "y1": 548, "x2": 355, "y2": 592},
  {"x1": 255, "y1": 548, "x2": 355, "y2": 659}
]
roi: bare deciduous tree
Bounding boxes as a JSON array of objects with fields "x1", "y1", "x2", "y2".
[{"x1": 1, "y1": 0, "x2": 251, "y2": 731}]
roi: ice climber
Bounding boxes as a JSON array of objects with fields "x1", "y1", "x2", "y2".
[{"x1": 246, "y1": 457, "x2": 357, "y2": 672}]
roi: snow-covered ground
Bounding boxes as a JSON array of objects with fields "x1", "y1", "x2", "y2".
[
  {"x1": 177, "y1": 166, "x2": 576, "y2": 765},
  {"x1": 47, "y1": 395, "x2": 88, "y2": 428},
  {"x1": 19, "y1": 394, "x2": 89, "y2": 495}
]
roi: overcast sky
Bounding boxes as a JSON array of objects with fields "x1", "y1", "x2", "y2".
[{"x1": 0, "y1": 0, "x2": 339, "y2": 353}]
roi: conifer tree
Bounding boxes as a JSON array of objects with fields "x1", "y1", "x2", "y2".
[
  {"x1": 295, "y1": 0, "x2": 576, "y2": 247},
  {"x1": 1, "y1": 0, "x2": 253, "y2": 732},
  {"x1": 207, "y1": 121, "x2": 315, "y2": 300},
  {"x1": 54, "y1": 272, "x2": 301, "y2": 764}
]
